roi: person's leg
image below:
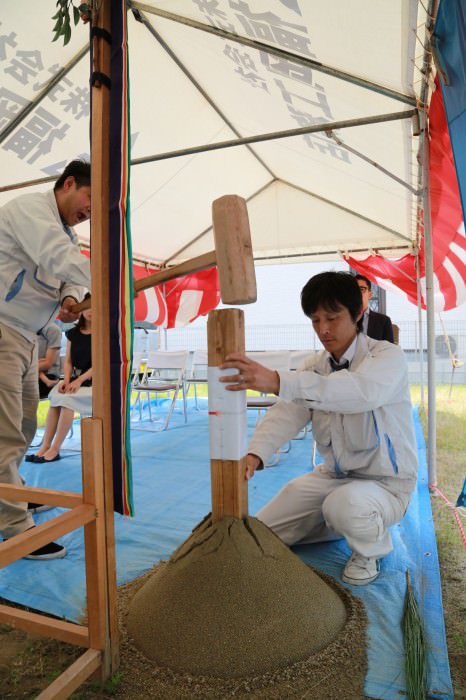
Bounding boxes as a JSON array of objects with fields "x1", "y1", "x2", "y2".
[
  {"x1": 255, "y1": 467, "x2": 346, "y2": 546},
  {"x1": 322, "y1": 480, "x2": 410, "y2": 559},
  {"x1": 41, "y1": 407, "x2": 74, "y2": 459},
  {"x1": 0, "y1": 323, "x2": 35, "y2": 538},
  {"x1": 36, "y1": 406, "x2": 60, "y2": 456},
  {"x1": 322, "y1": 480, "x2": 411, "y2": 585}
]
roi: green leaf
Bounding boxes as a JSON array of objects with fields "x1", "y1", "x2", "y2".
[
  {"x1": 51, "y1": 10, "x2": 61, "y2": 19},
  {"x1": 63, "y1": 21, "x2": 72, "y2": 45},
  {"x1": 73, "y1": 5, "x2": 80, "y2": 25},
  {"x1": 53, "y1": 17, "x2": 63, "y2": 33},
  {"x1": 79, "y1": 3, "x2": 90, "y2": 16}
]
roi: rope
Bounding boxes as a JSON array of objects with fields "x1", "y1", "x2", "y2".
[
  {"x1": 430, "y1": 484, "x2": 466, "y2": 547},
  {"x1": 438, "y1": 313, "x2": 464, "y2": 368}
]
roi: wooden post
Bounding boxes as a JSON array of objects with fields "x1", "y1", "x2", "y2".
[
  {"x1": 82, "y1": 418, "x2": 108, "y2": 652},
  {"x1": 88, "y1": 0, "x2": 119, "y2": 676},
  {"x1": 208, "y1": 308, "x2": 248, "y2": 522}
]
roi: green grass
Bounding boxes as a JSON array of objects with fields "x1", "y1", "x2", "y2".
[{"x1": 411, "y1": 385, "x2": 466, "y2": 696}]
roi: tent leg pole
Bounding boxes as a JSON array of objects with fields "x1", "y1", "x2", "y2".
[
  {"x1": 416, "y1": 256, "x2": 425, "y2": 405},
  {"x1": 420, "y1": 109, "x2": 437, "y2": 487}
]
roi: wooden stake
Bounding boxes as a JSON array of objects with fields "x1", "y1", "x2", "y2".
[
  {"x1": 208, "y1": 308, "x2": 248, "y2": 522},
  {"x1": 82, "y1": 418, "x2": 108, "y2": 652}
]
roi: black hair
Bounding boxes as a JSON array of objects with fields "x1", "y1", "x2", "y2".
[
  {"x1": 354, "y1": 273, "x2": 372, "y2": 291},
  {"x1": 54, "y1": 160, "x2": 91, "y2": 191},
  {"x1": 77, "y1": 292, "x2": 91, "y2": 330},
  {"x1": 301, "y1": 271, "x2": 363, "y2": 329}
]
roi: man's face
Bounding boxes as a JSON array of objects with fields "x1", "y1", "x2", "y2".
[
  {"x1": 309, "y1": 303, "x2": 361, "y2": 360},
  {"x1": 58, "y1": 176, "x2": 91, "y2": 226},
  {"x1": 357, "y1": 280, "x2": 372, "y2": 312}
]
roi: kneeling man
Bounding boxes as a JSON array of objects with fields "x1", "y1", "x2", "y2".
[{"x1": 220, "y1": 271, "x2": 418, "y2": 586}]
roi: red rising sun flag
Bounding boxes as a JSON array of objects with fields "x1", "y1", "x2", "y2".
[
  {"x1": 82, "y1": 250, "x2": 220, "y2": 329},
  {"x1": 346, "y1": 75, "x2": 466, "y2": 311},
  {"x1": 133, "y1": 265, "x2": 220, "y2": 328}
]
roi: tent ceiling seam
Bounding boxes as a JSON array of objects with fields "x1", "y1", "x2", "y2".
[
  {"x1": 163, "y1": 179, "x2": 276, "y2": 265},
  {"x1": 254, "y1": 245, "x2": 412, "y2": 263},
  {"x1": 132, "y1": 7, "x2": 276, "y2": 180},
  {"x1": 325, "y1": 130, "x2": 420, "y2": 195},
  {"x1": 129, "y1": 1, "x2": 417, "y2": 107}
]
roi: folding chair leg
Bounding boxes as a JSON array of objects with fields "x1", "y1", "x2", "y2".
[
  {"x1": 182, "y1": 386, "x2": 188, "y2": 423},
  {"x1": 161, "y1": 387, "x2": 180, "y2": 431}
]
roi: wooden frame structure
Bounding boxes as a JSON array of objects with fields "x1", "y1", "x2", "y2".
[
  {"x1": 0, "y1": 418, "x2": 115, "y2": 698},
  {"x1": 0, "y1": 2, "x2": 119, "y2": 697}
]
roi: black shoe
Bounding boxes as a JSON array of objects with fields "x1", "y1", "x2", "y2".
[
  {"x1": 24, "y1": 541, "x2": 66, "y2": 560},
  {"x1": 35, "y1": 453, "x2": 61, "y2": 464},
  {"x1": 27, "y1": 502, "x2": 53, "y2": 514},
  {"x1": 25, "y1": 453, "x2": 38, "y2": 462}
]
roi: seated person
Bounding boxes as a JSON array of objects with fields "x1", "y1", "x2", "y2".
[
  {"x1": 37, "y1": 323, "x2": 62, "y2": 399},
  {"x1": 27, "y1": 298, "x2": 92, "y2": 463},
  {"x1": 220, "y1": 272, "x2": 418, "y2": 586}
]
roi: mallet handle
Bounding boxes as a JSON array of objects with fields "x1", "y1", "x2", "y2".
[{"x1": 71, "y1": 250, "x2": 217, "y2": 313}]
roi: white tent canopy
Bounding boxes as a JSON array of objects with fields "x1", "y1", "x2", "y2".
[{"x1": 0, "y1": 0, "x2": 429, "y2": 268}]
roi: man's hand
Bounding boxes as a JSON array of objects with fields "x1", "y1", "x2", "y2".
[
  {"x1": 58, "y1": 297, "x2": 80, "y2": 323},
  {"x1": 245, "y1": 453, "x2": 262, "y2": 480},
  {"x1": 220, "y1": 353, "x2": 280, "y2": 394}
]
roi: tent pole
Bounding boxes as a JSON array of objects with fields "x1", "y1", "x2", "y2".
[
  {"x1": 416, "y1": 255, "x2": 425, "y2": 405},
  {"x1": 131, "y1": 109, "x2": 417, "y2": 165},
  {"x1": 420, "y1": 109, "x2": 437, "y2": 486}
]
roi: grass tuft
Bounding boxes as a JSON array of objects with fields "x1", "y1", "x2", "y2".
[{"x1": 403, "y1": 570, "x2": 427, "y2": 700}]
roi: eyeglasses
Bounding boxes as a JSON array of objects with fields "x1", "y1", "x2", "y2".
[{"x1": 358, "y1": 286, "x2": 369, "y2": 293}]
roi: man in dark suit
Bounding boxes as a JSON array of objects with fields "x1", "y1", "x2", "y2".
[{"x1": 354, "y1": 274, "x2": 394, "y2": 343}]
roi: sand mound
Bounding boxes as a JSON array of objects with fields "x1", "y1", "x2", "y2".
[{"x1": 126, "y1": 515, "x2": 363, "y2": 683}]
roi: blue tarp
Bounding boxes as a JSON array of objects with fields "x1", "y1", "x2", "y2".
[{"x1": 0, "y1": 402, "x2": 453, "y2": 699}]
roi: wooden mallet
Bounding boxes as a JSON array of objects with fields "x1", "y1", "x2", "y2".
[{"x1": 71, "y1": 194, "x2": 256, "y2": 312}]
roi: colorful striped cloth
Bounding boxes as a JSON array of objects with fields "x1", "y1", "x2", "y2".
[{"x1": 108, "y1": 0, "x2": 134, "y2": 516}]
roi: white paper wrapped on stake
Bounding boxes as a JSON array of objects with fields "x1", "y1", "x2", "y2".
[{"x1": 208, "y1": 366, "x2": 248, "y2": 461}]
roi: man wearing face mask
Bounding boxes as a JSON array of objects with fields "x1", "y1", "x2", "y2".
[{"x1": 0, "y1": 160, "x2": 91, "y2": 560}]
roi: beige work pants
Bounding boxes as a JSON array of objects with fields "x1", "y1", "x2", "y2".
[
  {"x1": 0, "y1": 322, "x2": 37, "y2": 538},
  {"x1": 256, "y1": 466, "x2": 411, "y2": 559}
]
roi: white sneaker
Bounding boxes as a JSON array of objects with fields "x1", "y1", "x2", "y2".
[{"x1": 342, "y1": 553, "x2": 380, "y2": 586}]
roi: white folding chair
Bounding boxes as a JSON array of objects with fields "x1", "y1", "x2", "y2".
[
  {"x1": 289, "y1": 350, "x2": 315, "y2": 441},
  {"x1": 246, "y1": 350, "x2": 291, "y2": 417},
  {"x1": 289, "y1": 350, "x2": 313, "y2": 371},
  {"x1": 130, "y1": 351, "x2": 145, "y2": 420},
  {"x1": 131, "y1": 350, "x2": 189, "y2": 431},
  {"x1": 246, "y1": 351, "x2": 292, "y2": 466},
  {"x1": 185, "y1": 349, "x2": 208, "y2": 410}
]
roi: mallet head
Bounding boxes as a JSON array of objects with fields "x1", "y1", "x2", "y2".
[{"x1": 212, "y1": 195, "x2": 257, "y2": 305}]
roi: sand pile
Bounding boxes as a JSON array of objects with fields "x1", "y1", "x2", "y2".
[{"x1": 126, "y1": 515, "x2": 367, "y2": 697}]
